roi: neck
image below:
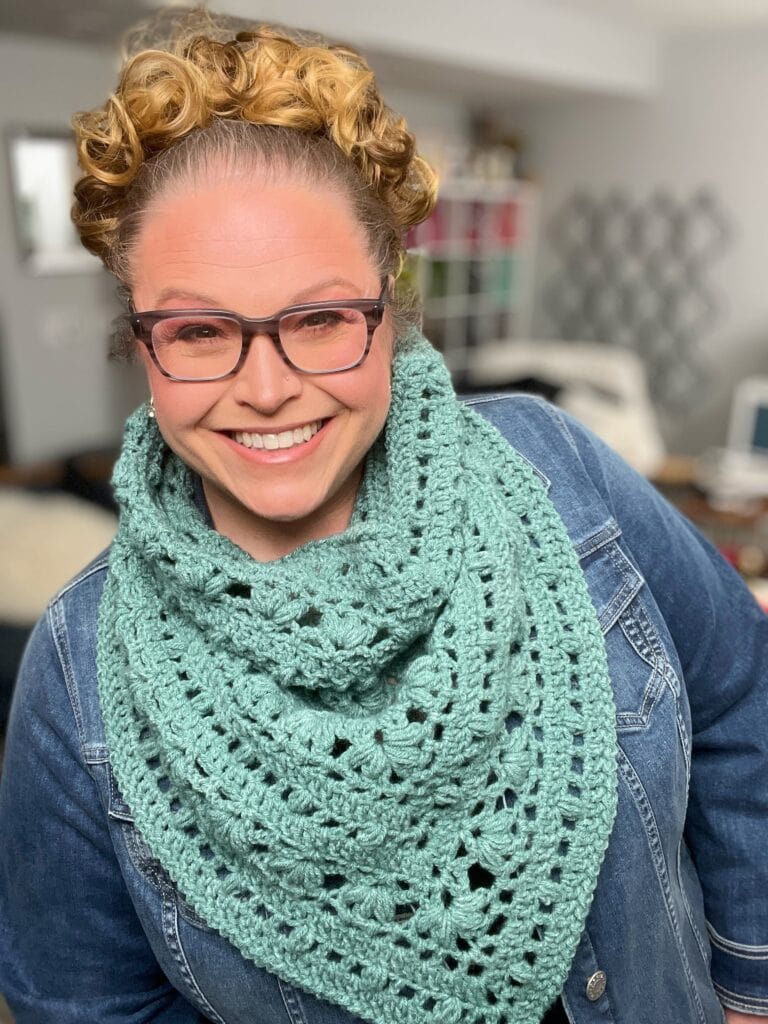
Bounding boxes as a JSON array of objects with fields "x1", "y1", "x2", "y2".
[{"x1": 201, "y1": 471, "x2": 362, "y2": 562}]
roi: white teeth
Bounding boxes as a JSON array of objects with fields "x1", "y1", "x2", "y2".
[{"x1": 233, "y1": 420, "x2": 322, "y2": 451}]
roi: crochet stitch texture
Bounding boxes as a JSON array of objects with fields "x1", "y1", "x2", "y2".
[{"x1": 97, "y1": 335, "x2": 617, "y2": 1024}]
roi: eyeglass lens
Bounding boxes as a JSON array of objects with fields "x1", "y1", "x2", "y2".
[{"x1": 151, "y1": 307, "x2": 370, "y2": 378}]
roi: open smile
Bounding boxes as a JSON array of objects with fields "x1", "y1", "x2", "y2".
[{"x1": 230, "y1": 419, "x2": 325, "y2": 451}]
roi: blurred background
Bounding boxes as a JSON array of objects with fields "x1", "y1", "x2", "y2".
[
  {"x1": 2, "y1": 1, "x2": 768, "y2": 1016},
  {"x1": 3, "y1": 0, "x2": 768, "y2": 747}
]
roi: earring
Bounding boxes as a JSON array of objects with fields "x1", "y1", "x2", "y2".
[{"x1": 147, "y1": 395, "x2": 156, "y2": 419}]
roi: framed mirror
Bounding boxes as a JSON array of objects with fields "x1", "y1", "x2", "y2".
[{"x1": 7, "y1": 128, "x2": 100, "y2": 275}]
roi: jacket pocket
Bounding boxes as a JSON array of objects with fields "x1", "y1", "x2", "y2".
[
  {"x1": 105, "y1": 764, "x2": 217, "y2": 933},
  {"x1": 578, "y1": 519, "x2": 681, "y2": 732}
]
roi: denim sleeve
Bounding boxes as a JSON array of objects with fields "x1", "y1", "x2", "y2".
[
  {"x1": 554, "y1": 408, "x2": 768, "y2": 1016},
  {"x1": 0, "y1": 612, "x2": 198, "y2": 1023}
]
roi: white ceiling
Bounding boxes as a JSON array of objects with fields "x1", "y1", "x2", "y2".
[
  {"x1": 3, "y1": 0, "x2": 768, "y2": 46},
  {"x1": 553, "y1": 0, "x2": 768, "y2": 31}
]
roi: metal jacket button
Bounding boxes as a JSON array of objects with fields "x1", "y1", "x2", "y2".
[{"x1": 585, "y1": 970, "x2": 607, "y2": 1001}]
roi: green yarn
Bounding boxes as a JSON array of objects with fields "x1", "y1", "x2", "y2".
[{"x1": 97, "y1": 334, "x2": 617, "y2": 1024}]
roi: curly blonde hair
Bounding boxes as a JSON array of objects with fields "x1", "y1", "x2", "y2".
[{"x1": 71, "y1": 7, "x2": 438, "y2": 302}]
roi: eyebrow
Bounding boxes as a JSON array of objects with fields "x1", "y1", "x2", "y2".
[{"x1": 152, "y1": 277, "x2": 371, "y2": 309}]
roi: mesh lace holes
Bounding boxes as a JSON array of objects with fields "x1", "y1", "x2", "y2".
[
  {"x1": 406, "y1": 707, "x2": 427, "y2": 724},
  {"x1": 471, "y1": 801, "x2": 484, "y2": 817},
  {"x1": 323, "y1": 873, "x2": 345, "y2": 890},
  {"x1": 394, "y1": 903, "x2": 416, "y2": 922},
  {"x1": 199, "y1": 843, "x2": 214, "y2": 860},
  {"x1": 146, "y1": 755, "x2": 161, "y2": 770},
  {"x1": 297, "y1": 607, "x2": 322, "y2": 627},
  {"x1": 499, "y1": 889, "x2": 514, "y2": 903},
  {"x1": 263, "y1": 771, "x2": 276, "y2": 786},
  {"x1": 479, "y1": 700, "x2": 490, "y2": 713},
  {"x1": 573, "y1": 734, "x2": 585, "y2": 748},
  {"x1": 486, "y1": 990, "x2": 499, "y2": 1005},
  {"x1": 374, "y1": 730, "x2": 384, "y2": 744},
  {"x1": 226, "y1": 581, "x2": 251, "y2": 599},
  {"x1": 468, "y1": 863, "x2": 495, "y2": 891},
  {"x1": 456, "y1": 935, "x2": 470, "y2": 952},
  {"x1": 185, "y1": 687, "x2": 201, "y2": 700},
  {"x1": 433, "y1": 723, "x2": 444, "y2": 741},
  {"x1": 156, "y1": 776, "x2": 170, "y2": 792},
  {"x1": 550, "y1": 866, "x2": 562, "y2": 883},
  {"x1": 558, "y1": 839, "x2": 570, "y2": 857},
  {"x1": 398, "y1": 985, "x2": 416, "y2": 999},
  {"x1": 423, "y1": 996, "x2": 437, "y2": 1011},
  {"x1": 169, "y1": 797, "x2": 182, "y2": 813},
  {"x1": 571, "y1": 755, "x2": 584, "y2": 774},
  {"x1": 331, "y1": 736, "x2": 351, "y2": 758},
  {"x1": 194, "y1": 759, "x2": 208, "y2": 778},
  {"x1": 467, "y1": 962, "x2": 484, "y2": 977},
  {"x1": 215, "y1": 864, "x2": 230, "y2": 879},
  {"x1": 419, "y1": 949, "x2": 434, "y2": 962},
  {"x1": 444, "y1": 955, "x2": 459, "y2": 970},
  {"x1": 326, "y1": 769, "x2": 344, "y2": 781},
  {"x1": 326, "y1": 950, "x2": 342, "y2": 963},
  {"x1": 349, "y1": 962, "x2": 363, "y2": 975}
]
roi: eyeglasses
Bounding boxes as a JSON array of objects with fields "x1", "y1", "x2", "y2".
[{"x1": 124, "y1": 282, "x2": 387, "y2": 382}]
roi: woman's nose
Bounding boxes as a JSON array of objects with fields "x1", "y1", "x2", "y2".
[{"x1": 231, "y1": 332, "x2": 302, "y2": 412}]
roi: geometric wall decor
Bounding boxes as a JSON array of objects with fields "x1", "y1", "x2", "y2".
[{"x1": 543, "y1": 188, "x2": 731, "y2": 408}]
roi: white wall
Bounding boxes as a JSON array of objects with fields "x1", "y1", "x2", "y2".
[
  {"x1": 505, "y1": 27, "x2": 768, "y2": 453},
  {"x1": 0, "y1": 34, "x2": 144, "y2": 465},
  {"x1": 215, "y1": 0, "x2": 660, "y2": 98}
]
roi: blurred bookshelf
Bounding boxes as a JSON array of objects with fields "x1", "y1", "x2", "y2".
[{"x1": 407, "y1": 179, "x2": 539, "y2": 384}]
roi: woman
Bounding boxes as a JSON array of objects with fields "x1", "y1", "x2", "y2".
[{"x1": 0, "y1": 10, "x2": 765, "y2": 1024}]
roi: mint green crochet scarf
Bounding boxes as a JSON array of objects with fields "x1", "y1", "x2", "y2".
[{"x1": 98, "y1": 335, "x2": 617, "y2": 1024}]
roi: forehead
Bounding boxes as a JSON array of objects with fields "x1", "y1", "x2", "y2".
[{"x1": 131, "y1": 176, "x2": 376, "y2": 306}]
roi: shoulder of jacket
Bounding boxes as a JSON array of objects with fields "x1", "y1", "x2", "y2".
[
  {"x1": 461, "y1": 392, "x2": 582, "y2": 471},
  {"x1": 48, "y1": 547, "x2": 111, "y2": 615}
]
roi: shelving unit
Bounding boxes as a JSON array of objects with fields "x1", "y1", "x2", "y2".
[{"x1": 407, "y1": 179, "x2": 538, "y2": 382}]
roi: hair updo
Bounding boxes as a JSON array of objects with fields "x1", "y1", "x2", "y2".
[{"x1": 71, "y1": 7, "x2": 438, "y2": 316}]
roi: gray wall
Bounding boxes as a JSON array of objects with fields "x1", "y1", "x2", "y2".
[
  {"x1": 0, "y1": 33, "x2": 143, "y2": 465},
  {"x1": 505, "y1": 27, "x2": 768, "y2": 453}
]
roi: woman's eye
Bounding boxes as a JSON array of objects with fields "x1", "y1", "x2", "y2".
[
  {"x1": 296, "y1": 310, "x2": 348, "y2": 330},
  {"x1": 174, "y1": 322, "x2": 223, "y2": 341}
]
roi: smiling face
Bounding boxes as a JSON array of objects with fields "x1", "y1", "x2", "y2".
[{"x1": 130, "y1": 173, "x2": 394, "y2": 560}]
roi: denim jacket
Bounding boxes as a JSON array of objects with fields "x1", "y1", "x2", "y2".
[{"x1": 1, "y1": 396, "x2": 767, "y2": 1024}]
